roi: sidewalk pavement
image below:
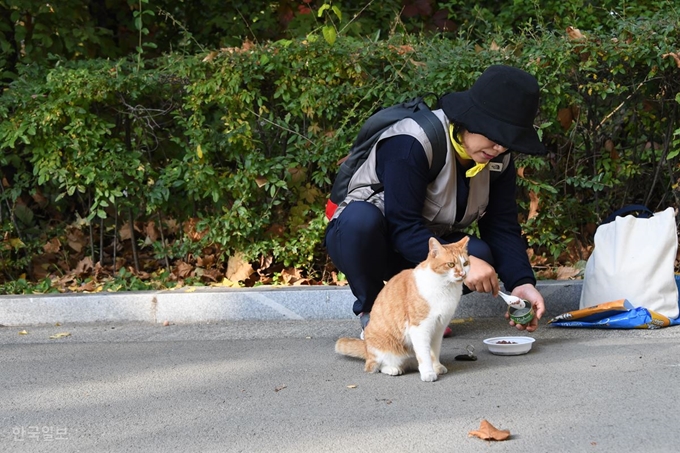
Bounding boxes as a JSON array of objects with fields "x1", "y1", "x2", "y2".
[
  {"x1": 3, "y1": 316, "x2": 680, "y2": 453},
  {"x1": 0, "y1": 280, "x2": 583, "y2": 326},
  {"x1": 5, "y1": 280, "x2": 680, "y2": 453}
]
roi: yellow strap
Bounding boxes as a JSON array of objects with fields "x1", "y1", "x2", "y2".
[{"x1": 449, "y1": 124, "x2": 487, "y2": 178}]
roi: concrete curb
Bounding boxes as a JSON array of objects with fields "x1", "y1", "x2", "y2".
[{"x1": 0, "y1": 280, "x2": 583, "y2": 326}]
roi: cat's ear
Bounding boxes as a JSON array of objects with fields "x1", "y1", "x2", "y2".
[
  {"x1": 428, "y1": 237, "x2": 443, "y2": 257},
  {"x1": 456, "y1": 236, "x2": 470, "y2": 249}
]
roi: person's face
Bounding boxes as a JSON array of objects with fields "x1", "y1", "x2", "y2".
[{"x1": 462, "y1": 131, "x2": 508, "y2": 163}]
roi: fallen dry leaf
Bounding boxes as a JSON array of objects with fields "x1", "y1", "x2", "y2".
[
  {"x1": 145, "y1": 221, "x2": 159, "y2": 243},
  {"x1": 31, "y1": 260, "x2": 52, "y2": 280},
  {"x1": 18, "y1": 330, "x2": 28, "y2": 335},
  {"x1": 175, "y1": 261, "x2": 193, "y2": 278},
  {"x1": 219, "y1": 40, "x2": 256, "y2": 55},
  {"x1": 388, "y1": 44, "x2": 415, "y2": 55},
  {"x1": 43, "y1": 238, "x2": 61, "y2": 254},
  {"x1": 241, "y1": 40, "x2": 256, "y2": 52},
  {"x1": 288, "y1": 166, "x2": 306, "y2": 184},
  {"x1": 32, "y1": 189, "x2": 48, "y2": 206},
  {"x1": 259, "y1": 254, "x2": 274, "y2": 270},
  {"x1": 212, "y1": 278, "x2": 240, "y2": 288},
  {"x1": 556, "y1": 266, "x2": 581, "y2": 280},
  {"x1": 468, "y1": 419, "x2": 511, "y2": 441},
  {"x1": 202, "y1": 50, "x2": 219, "y2": 62},
  {"x1": 196, "y1": 254, "x2": 215, "y2": 268},
  {"x1": 74, "y1": 257, "x2": 94, "y2": 277},
  {"x1": 274, "y1": 385, "x2": 287, "y2": 392},
  {"x1": 528, "y1": 190, "x2": 540, "y2": 220},
  {"x1": 118, "y1": 222, "x2": 133, "y2": 241},
  {"x1": 450, "y1": 317, "x2": 474, "y2": 324},
  {"x1": 604, "y1": 139, "x2": 619, "y2": 160},
  {"x1": 347, "y1": 384, "x2": 357, "y2": 389},
  {"x1": 79, "y1": 280, "x2": 97, "y2": 292},
  {"x1": 66, "y1": 227, "x2": 86, "y2": 252},
  {"x1": 199, "y1": 268, "x2": 222, "y2": 282},
  {"x1": 255, "y1": 176, "x2": 268, "y2": 188},
  {"x1": 662, "y1": 52, "x2": 680, "y2": 68},
  {"x1": 226, "y1": 252, "x2": 254, "y2": 282},
  {"x1": 183, "y1": 218, "x2": 209, "y2": 241},
  {"x1": 566, "y1": 26, "x2": 586, "y2": 41},
  {"x1": 281, "y1": 267, "x2": 303, "y2": 284},
  {"x1": 164, "y1": 218, "x2": 180, "y2": 234},
  {"x1": 557, "y1": 107, "x2": 574, "y2": 131},
  {"x1": 49, "y1": 332, "x2": 71, "y2": 340}
]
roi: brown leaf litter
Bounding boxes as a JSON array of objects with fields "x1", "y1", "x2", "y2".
[{"x1": 468, "y1": 419, "x2": 511, "y2": 441}]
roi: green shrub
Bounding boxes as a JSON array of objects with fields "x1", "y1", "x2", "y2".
[{"x1": 1, "y1": 9, "x2": 679, "y2": 290}]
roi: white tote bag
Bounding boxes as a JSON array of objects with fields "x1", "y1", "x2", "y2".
[{"x1": 579, "y1": 206, "x2": 679, "y2": 319}]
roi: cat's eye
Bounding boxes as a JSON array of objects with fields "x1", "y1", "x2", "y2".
[
  {"x1": 463, "y1": 260, "x2": 469, "y2": 267},
  {"x1": 447, "y1": 262, "x2": 455, "y2": 268}
]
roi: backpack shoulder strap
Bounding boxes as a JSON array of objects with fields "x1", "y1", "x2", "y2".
[
  {"x1": 330, "y1": 98, "x2": 447, "y2": 206},
  {"x1": 409, "y1": 108, "x2": 447, "y2": 182}
]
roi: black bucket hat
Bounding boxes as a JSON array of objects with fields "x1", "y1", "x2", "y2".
[{"x1": 439, "y1": 65, "x2": 547, "y2": 155}]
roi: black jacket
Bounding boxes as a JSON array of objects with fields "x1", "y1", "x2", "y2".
[{"x1": 375, "y1": 134, "x2": 536, "y2": 291}]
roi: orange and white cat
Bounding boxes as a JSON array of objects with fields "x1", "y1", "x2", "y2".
[{"x1": 335, "y1": 236, "x2": 469, "y2": 382}]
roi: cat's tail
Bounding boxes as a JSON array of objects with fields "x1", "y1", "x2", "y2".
[{"x1": 335, "y1": 337, "x2": 366, "y2": 359}]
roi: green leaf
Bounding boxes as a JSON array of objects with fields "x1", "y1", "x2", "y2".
[
  {"x1": 322, "y1": 26, "x2": 337, "y2": 46},
  {"x1": 317, "y1": 4, "x2": 330, "y2": 17},
  {"x1": 331, "y1": 5, "x2": 342, "y2": 21}
]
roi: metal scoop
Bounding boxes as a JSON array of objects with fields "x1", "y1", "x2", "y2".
[{"x1": 498, "y1": 291, "x2": 526, "y2": 309}]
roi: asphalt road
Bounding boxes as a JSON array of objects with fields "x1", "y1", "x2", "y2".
[{"x1": 2, "y1": 318, "x2": 680, "y2": 453}]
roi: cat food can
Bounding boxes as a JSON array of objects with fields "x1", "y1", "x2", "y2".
[{"x1": 508, "y1": 303, "x2": 535, "y2": 325}]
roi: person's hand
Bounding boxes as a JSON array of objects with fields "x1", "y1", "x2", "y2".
[
  {"x1": 503, "y1": 283, "x2": 545, "y2": 332},
  {"x1": 464, "y1": 256, "x2": 500, "y2": 296}
]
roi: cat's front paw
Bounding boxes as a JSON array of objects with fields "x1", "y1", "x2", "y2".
[
  {"x1": 380, "y1": 366, "x2": 404, "y2": 376},
  {"x1": 420, "y1": 370, "x2": 438, "y2": 382},
  {"x1": 434, "y1": 363, "x2": 448, "y2": 375}
]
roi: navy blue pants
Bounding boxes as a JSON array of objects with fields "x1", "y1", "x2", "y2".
[{"x1": 325, "y1": 201, "x2": 494, "y2": 315}]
